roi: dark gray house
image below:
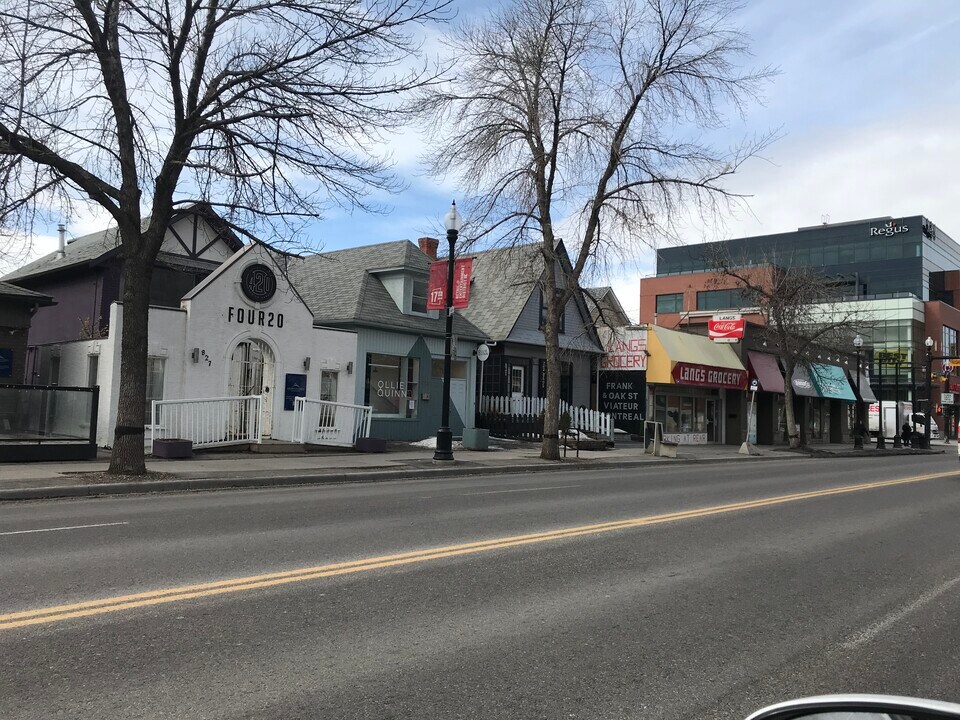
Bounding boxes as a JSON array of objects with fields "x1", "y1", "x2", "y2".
[
  {"x1": 459, "y1": 242, "x2": 605, "y2": 409},
  {"x1": 2, "y1": 205, "x2": 243, "y2": 383},
  {"x1": 0, "y1": 282, "x2": 54, "y2": 384}
]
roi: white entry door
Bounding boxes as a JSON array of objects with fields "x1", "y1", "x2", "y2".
[{"x1": 228, "y1": 339, "x2": 276, "y2": 438}]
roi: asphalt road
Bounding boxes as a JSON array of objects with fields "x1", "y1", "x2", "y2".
[{"x1": 2, "y1": 454, "x2": 960, "y2": 719}]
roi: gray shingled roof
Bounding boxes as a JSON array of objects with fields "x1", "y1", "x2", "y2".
[
  {"x1": 2, "y1": 224, "x2": 125, "y2": 281},
  {"x1": 0, "y1": 280, "x2": 54, "y2": 304},
  {"x1": 2, "y1": 204, "x2": 242, "y2": 282},
  {"x1": 458, "y1": 244, "x2": 542, "y2": 341},
  {"x1": 287, "y1": 240, "x2": 487, "y2": 340}
]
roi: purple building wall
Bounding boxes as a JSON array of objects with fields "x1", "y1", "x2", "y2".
[{"x1": 23, "y1": 267, "x2": 114, "y2": 345}]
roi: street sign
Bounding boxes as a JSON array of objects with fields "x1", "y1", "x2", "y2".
[
  {"x1": 708, "y1": 314, "x2": 744, "y2": 343},
  {"x1": 749, "y1": 378, "x2": 759, "y2": 392},
  {"x1": 476, "y1": 344, "x2": 490, "y2": 362},
  {"x1": 948, "y1": 359, "x2": 960, "y2": 368},
  {"x1": 942, "y1": 392, "x2": 955, "y2": 405}
]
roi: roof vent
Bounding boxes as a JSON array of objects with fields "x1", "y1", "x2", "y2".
[{"x1": 56, "y1": 224, "x2": 66, "y2": 259}]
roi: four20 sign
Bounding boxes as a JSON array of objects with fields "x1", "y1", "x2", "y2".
[{"x1": 427, "y1": 258, "x2": 474, "y2": 310}]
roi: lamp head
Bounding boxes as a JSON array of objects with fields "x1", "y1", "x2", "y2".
[{"x1": 444, "y1": 201, "x2": 463, "y2": 232}]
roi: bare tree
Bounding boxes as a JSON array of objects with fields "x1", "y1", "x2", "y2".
[
  {"x1": 709, "y1": 251, "x2": 872, "y2": 448},
  {"x1": 0, "y1": 0, "x2": 450, "y2": 474},
  {"x1": 418, "y1": 0, "x2": 775, "y2": 460}
]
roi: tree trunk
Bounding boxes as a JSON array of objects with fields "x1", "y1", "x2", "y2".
[
  {"x1": 783, "y1": 362, "x2": 801, "y2": 449},
  {"x1": 108, "y1": 253, "x2": 153, "y2": 475},
  {"x1": 540, "y1": 277, "x2": 562, "y2": 461}
]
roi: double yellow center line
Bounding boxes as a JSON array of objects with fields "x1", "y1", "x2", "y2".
[{"x1": 2, "y1": 469, "x2": 955, "y2": 631}]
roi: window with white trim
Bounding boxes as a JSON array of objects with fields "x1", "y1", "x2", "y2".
[{"x1": 145, "y1": 357, "x2": 165, "y2": 425}]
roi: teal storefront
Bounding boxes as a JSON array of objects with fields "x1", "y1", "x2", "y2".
[{"x1": 794, "y1": 363, "x2": 857, "y2": 443}]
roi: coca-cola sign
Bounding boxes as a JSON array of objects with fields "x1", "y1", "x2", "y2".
[{"x1": 708, "y1": 313, "x2": 745, "y2": 343}]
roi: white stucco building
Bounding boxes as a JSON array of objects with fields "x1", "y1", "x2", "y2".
[{"x1": 45, "y1": 242, "x2": 358, "y2": 447}]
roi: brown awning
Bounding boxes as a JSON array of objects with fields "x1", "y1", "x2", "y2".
[{"x1": 747, "y1": 352, "x2": 785, "y2": 394}]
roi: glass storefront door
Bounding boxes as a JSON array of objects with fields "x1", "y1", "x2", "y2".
[{"x1": 706, "y1": 399, "x2": 720, "y2": 443}]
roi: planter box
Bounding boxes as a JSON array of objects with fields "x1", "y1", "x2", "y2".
[
  {"x1": 462, "y1": 427, "x2": 490, "y2": 450},
  {"x1": 355, "y1": 437, "x2": 387, "y2": 453},
  {"x1": 152, "y1": 438, "x2": 193, "y2": 459}
]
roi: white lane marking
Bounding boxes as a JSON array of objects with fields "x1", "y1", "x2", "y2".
[
  {"x1": 841, "y1": 575, "x2": 960, "y2": 649},
  {"x1": 0, "y1": 521, "x2": 129, "y2": 537},
  {"x1": 461, "y1": 484, "x2": 582, "y2": 496}
]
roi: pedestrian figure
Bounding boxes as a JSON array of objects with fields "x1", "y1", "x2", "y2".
[{"x1": 901, "y1": 422, "x2": 912, "y2": 447}]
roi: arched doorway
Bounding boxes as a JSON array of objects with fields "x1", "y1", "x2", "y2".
[{"x1": 228, "y1": 339, "x2": 276, "y2": 438}]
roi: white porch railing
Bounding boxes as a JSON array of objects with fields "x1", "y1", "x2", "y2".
[
  {"x1": 293, "y1": 397, "x2": 372, "y2": 447},
  {"x1": 150, "y1": 396, "x2": 262, "y2": 449},
  {"x1": 479, "y1": 395, "x2": 614, "y2": 440}
]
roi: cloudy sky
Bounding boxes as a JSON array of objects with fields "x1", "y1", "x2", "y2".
[{"x1": 8, "y1": 0, "x2": 960, "y2": 321}]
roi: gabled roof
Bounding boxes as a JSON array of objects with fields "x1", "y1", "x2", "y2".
[
  {"x1": 585, "y1": 285, "x2": 631, "y2": 327},
  {"x1": 287, "y1": 240, "x2": 486, "y2": 340},
  {"x1": 0, "y1": 280, "x2": 54, "y2": 305},
  {"x1": 459, "y1": 244, "x2": 543, "y2": 341},
  {"x1": 2, "y1": 203, "x2": 243, "y2": 282},
  {"x1": 462, "y1": 242, "x2": 604, "y2": 353}
]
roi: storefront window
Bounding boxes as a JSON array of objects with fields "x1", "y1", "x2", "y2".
[
  {"x1": 431, "y1": 359, "x2": 467, "y2": 379},
  {"x1": 694, "y1": 397, "x2": 706, "y2": 433},
  {"x1": 680, "y1": 397, "x2": 694, "y2": 433},
  {"x1": 365, "y1": 354, "x2": 419, "y2": 418},
  {"x1": 654, "y1": 394, "x2": 666, "y2": 425},
  {"x1": 665, "y1": 396, "x2": 680, "y2": 433}
]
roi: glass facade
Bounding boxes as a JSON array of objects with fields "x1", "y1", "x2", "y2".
[
  {"x1": 655, "y1": 216, "x2": 944, "y2": 300},
  {"x1": 943, "y1": 326, "x2": 958, "y2": 357},
  {"x1": 696, "y1": 288, "x2": 751, "y2": 311}
]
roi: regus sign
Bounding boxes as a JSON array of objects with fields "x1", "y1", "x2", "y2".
[{"x1": 869, "y1": 220, "x2": 908, "y2": 237}]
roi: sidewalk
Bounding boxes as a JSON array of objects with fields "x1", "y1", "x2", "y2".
[{"x1": 0, "y1": 439, "x2": 787, "y2": 500}]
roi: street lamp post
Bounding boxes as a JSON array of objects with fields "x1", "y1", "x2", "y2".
[
  {"x1": 891, "y1": 357, "x2": 900, "y2": 449},
  {"x1": 854, "y1": 335, "x2": 864, "y2": 449},
  {"x1": 923, "y1": 335, "x2": 934, "y2": 450},
  {"x1": 433, "y1": 201, "x2": 462, "y2": 462},
  {"x1": 876, "y1": 357, "x2": 886, "y2": 449}
]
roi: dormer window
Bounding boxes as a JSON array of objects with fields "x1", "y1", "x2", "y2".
[{"x1": 411, "y1": 279, "x2": 429, "y2": 314}]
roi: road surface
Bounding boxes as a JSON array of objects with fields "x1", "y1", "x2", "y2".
[{"x1": 2, "y1": 454, "x2": 960, "y2": 719}]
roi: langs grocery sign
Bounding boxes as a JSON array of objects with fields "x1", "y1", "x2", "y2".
[{"x1": 869, "y1": 219, "x2": 908, "y2": 237}]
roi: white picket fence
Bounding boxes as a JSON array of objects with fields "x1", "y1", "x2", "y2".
[
  {"x1": 292, "y1": 397, "x2": 372, "y2": 447},
  {"x1": 479, "y1": 395, "x2": 614, "y2": 440},
  {"x1": 150, "y1": 396, "x2": 262, "y2": 449}
]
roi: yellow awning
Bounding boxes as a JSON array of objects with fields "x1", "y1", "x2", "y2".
[{"x1": 647, "y1": 325, "x2": 747, "y2": 387}]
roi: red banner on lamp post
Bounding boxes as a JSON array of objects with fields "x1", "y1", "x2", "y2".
[{"x1": 427, "y1": 258, "x2": 473, "y2": 310}]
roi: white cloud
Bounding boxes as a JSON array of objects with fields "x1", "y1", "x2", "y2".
[{"x1": 710, "y1": 107, "x2": 960, "y2": 241}]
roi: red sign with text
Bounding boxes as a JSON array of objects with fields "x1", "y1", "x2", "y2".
[
  {"x1": 427, "y1": 258, "x2": 473, "y2": 310},
  {"x1": 672, "y1": 362, "x2": 747, "y2": 389},
  {"x1": 708, "y1": 314, "x2": 745, "y2": 343}
]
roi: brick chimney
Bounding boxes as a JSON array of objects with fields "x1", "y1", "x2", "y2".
[{"x1": 418, "y1": 237, "x2": 439, "y2": 261}]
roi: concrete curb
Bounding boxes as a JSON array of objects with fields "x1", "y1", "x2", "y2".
[{"x1": 0, "y1": 453, "x2": 793, "y2": 502}]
